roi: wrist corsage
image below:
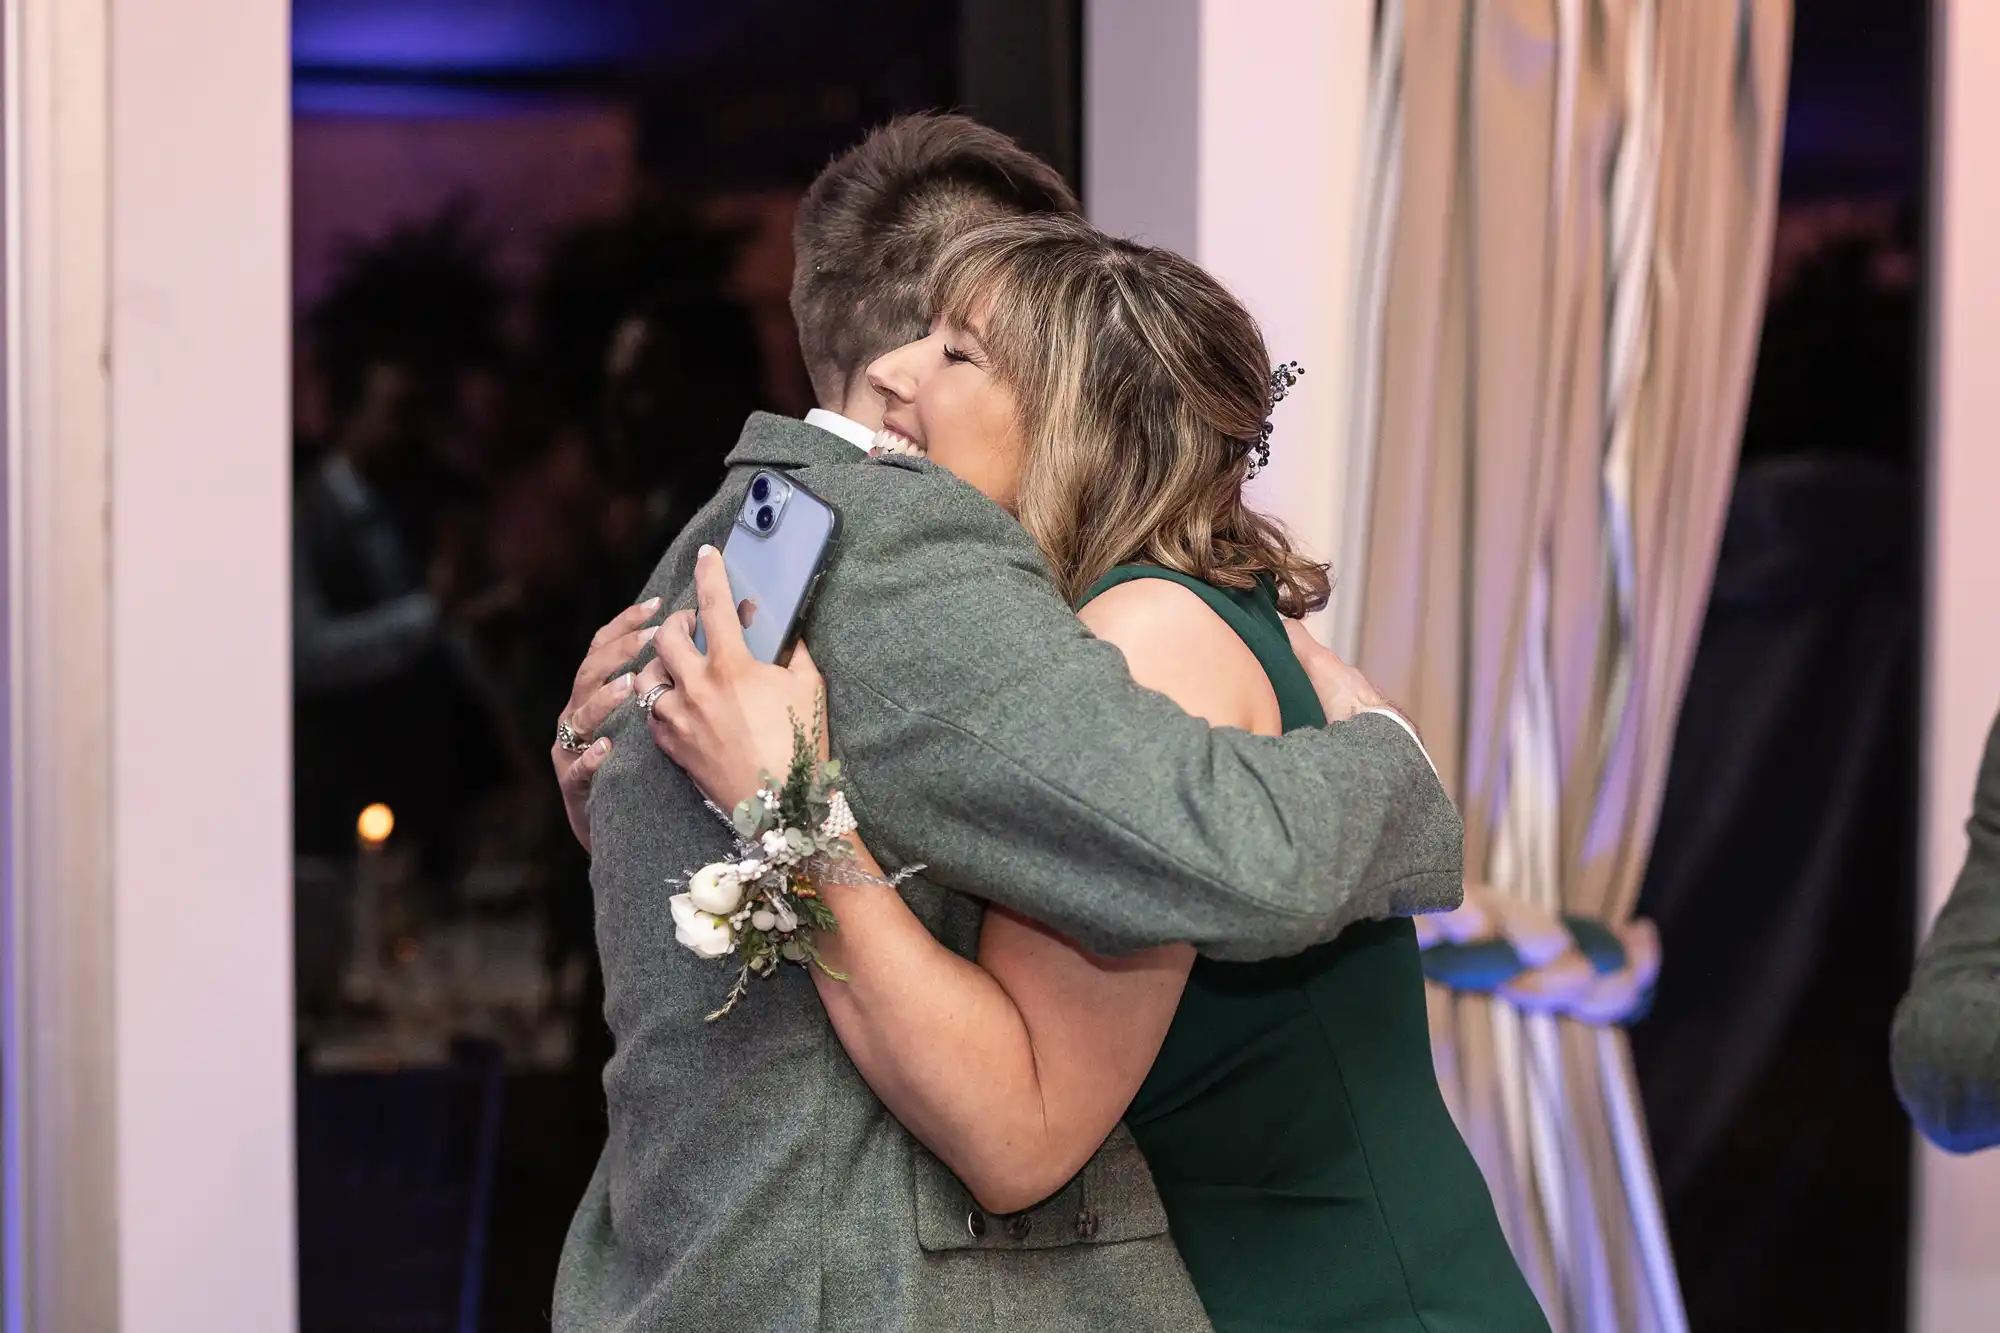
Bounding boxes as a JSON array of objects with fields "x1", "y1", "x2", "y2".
[{"x1": 669, "y1": 700, "x2": 912, "y2": 1020}]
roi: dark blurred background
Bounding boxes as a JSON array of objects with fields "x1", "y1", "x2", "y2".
[
  {"x1": 1630, "y1": 2, "x2": 1928, "y2": 1331},
  {"x1": 287, "y1": 4, "x2": 1076, "y2": 1329},
  {"x1": 287, "y1": 1, "x2": 1928, "y2": 1329}
]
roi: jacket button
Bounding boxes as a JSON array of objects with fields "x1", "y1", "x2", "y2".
[
  {"x1": 1006, "y1": 1214, "x2": 1033, "y2": 1241},
  {"x1": 1075, "y1": 1208, "x2": 1099, "y2": 1239},
  {"x1": 966, "y1": 1209, "x2": 987, "y2": 1240}
]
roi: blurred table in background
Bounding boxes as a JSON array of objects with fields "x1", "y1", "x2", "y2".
[{"x1": 296, "y1": 851, "x2": 587, "y2": 1074}]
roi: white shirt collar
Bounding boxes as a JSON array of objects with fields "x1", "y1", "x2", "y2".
[{"x1": 803, "y1": 408, "x2": 876, "y2": 453}]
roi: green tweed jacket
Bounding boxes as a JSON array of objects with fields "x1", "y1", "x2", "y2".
[
  {"x1": 552, "y1": 414, "x2": 1464, "y2": 1331},
  {"x1": 1893, "y1": 708, "x2": 2000, "y2": 1153}
]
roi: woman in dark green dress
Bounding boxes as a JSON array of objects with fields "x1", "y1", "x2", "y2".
[
  {"x1": 1090, "y1": 566, "x2": 1543, "y2": 1333},
  {"x1": 650, "y1": 215, "x2": 1546, "y2": 1331}
]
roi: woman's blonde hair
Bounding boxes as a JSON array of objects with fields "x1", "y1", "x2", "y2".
[{"x1": 924, "y1": 214, "x2": 1330, "y2": 616}]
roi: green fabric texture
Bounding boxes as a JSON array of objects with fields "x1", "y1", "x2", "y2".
[{"x1": 1084, "y1": 564, "x2": 1548, "y2": 1333}]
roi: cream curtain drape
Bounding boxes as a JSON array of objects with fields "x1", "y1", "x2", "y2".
[{"x1": 1339, "y1": 3, "x2": 1793, "y2": 1329}]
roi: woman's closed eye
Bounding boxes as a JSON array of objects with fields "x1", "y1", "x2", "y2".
[{"x1": 942, "y1": 343, "x2": 979, "y2": 367}]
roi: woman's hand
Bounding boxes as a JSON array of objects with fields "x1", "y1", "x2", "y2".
[
  {"x1": 551, "y1": 597, "x2": 660, "y2": 852},
  {"x1": 1280, "y1": 618, "x2": 1389, "y2": 720},
  {"x1": 635, "y1": 544, "x2": 828, "y2": 813}
]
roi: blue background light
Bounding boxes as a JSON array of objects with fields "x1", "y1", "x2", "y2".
[
  {"x1": 290, "y1": 0, "x2": 807, "y2": 115},
  {"x1": 292, "y1": 0, "x2": 717, "y2": 74}
]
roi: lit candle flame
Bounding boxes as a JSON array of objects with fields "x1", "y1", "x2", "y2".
[{"x1": 356, "y1": 803, "x2": 395, "y2": 847}]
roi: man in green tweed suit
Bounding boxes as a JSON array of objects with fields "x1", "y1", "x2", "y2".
[{"x1": 549, "y1": 115, "x2": 1461, "y2": 1332}]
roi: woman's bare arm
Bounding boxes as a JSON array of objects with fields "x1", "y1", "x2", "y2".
[{"x1": 801, "y1": 578, "x2": 1282, "y2": 1212}]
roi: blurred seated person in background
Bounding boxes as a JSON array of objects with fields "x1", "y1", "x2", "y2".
[
  {"x1": 1893, "y1": 705, "x2": 2000, "y2": 1153},
  {"x1": 293, "y1": 208, "x2": 517, "y2": 873}
]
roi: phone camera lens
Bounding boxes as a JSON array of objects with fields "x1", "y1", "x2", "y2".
[
  {"x1": 755, "y1": 505, "x2": 776, "y2": 531},
  {"x1": 750, "y1": 476, "x2": 771, "y2": 503}
]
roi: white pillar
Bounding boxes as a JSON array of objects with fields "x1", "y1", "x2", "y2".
[
  {"x1": 1086, "y1": 0, "x2": 1376, "y2": 635},
  {"x1": 1917, "y1": 3, "x2": 2000, "y2": 1330},
  {"x1": 5, "y1": 0, "x2": 295, "y2": 1328},
  {"x1": 7, "y1": 0, "x2": 119, "y2": 1326}
]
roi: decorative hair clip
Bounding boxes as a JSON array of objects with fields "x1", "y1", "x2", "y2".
[{"x1": 1247, "y1": 360, "x2": 1304, "y2": 479}]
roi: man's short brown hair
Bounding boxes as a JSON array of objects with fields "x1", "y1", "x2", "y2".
[{"x1": 791, "y1": 113, "x2": 1080, "y2": 406}]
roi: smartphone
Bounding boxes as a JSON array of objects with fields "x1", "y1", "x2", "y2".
[{"x1": 695, "y1": 469, "x2": 842, "y2": 664}]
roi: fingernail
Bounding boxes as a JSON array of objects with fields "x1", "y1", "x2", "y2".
[
  {"x1": 642, "y1": 596, "x2": 661, "y2": 611},
  {"x1": 615, "y1": 672, "x2": 634, "y2": 695},
  {"x1": 594, "y1": 738, "x2": 611, "y2": 755},
  {"x1": 698, "y1": 544, "x2": 718, "y2": 559}
]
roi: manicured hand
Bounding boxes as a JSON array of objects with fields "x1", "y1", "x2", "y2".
[
  {"x1": 1281, "y1": 619, "x2": 1391, "y2": 722},
  {"x1": 552, "y1": 597, "x2": 660, "y2": 853},
  {"x1": 635, "y1": 545, "x2": 828, "y2": 813}
]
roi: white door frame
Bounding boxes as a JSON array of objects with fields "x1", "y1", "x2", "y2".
[
  {"x1": 1918, "y1": 4, "x2": 2000, "y2": 1330},
  {"x1": 1084, "y1": 0, "x2": 1375, "y2": 642},
  {"x1": 3, "y1": 1, "x2": 295, "y2": 1330}
]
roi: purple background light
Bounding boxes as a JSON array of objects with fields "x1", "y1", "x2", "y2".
[{"x1": 292, "y1": 0, "x2": 721, "y2": 73}]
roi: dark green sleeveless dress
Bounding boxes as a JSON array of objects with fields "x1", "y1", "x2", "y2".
[{"x1": 1082, "y1": 566, "x2": 1548, "y2": 1333}]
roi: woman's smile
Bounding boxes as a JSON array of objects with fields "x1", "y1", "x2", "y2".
[{"x1": 873, "y1": 417, "x2": 925, "y2": 455}]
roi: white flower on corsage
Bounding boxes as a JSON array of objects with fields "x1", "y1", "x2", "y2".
[
  {"x1": 669, "y1": 893, "x2": 736, "y2": 959},
  {"x1": 685, "y1": 862, "x2": 746, "y2": 916}
]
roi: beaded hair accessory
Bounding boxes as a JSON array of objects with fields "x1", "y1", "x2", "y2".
[{"x1": 1247, "y1": 360, "x2": 1304, "y2": 480}]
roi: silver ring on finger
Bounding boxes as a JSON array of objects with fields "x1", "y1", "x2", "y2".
[
  {"x1": 636, "y1": 682, "x2": 671, "y2": 715},
  {"x1": 555, "y1": 718, "x2": 591, "y2": 753}
]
